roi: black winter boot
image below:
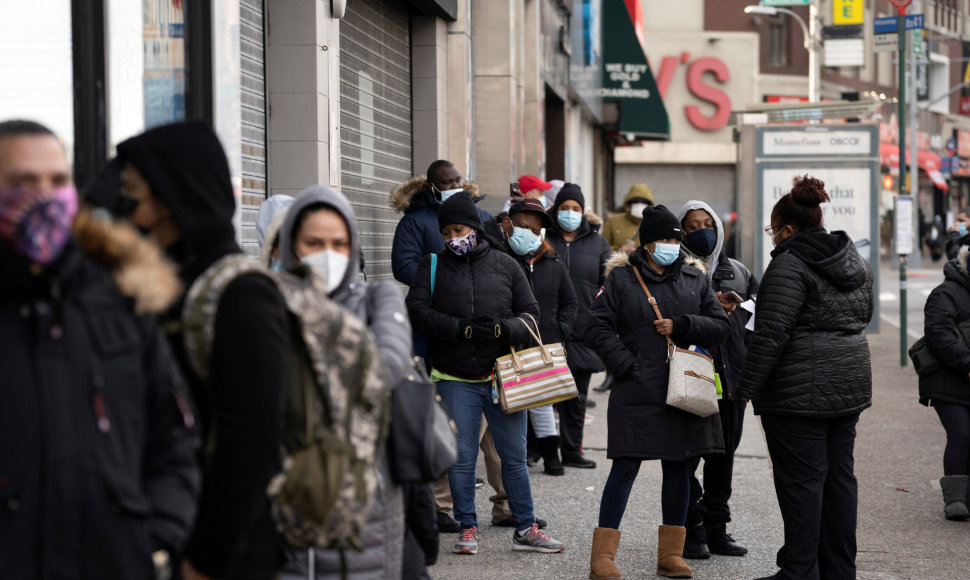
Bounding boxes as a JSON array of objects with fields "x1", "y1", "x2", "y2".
[
  {"x1": 681, "y1": 523, "x2": 710, "y2": 559},
  {"x1": 538, "y1": 436, "x2": 564, "y2": 476},
  {"x1": 593, "y1": 373, "x2": 614, "y2": 392},
  {"x1": 940, "y1": 475, "x2": 970, "y2": 521},
  {"x1": 706, "y1": 523, "x2": 748, "y2": 556}
]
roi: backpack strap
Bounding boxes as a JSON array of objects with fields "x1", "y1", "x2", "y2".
[
  {"x1": 430, "y1": 253, "x2": 438, "y2": 295},
  {"x1": 182, "y1": 254, "x2": 268, "y2": 382}
]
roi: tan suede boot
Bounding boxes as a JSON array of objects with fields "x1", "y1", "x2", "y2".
[
  {"x1": 589, "y1": 527, "x2": 622, "y2": 580},
  {"x1": 656, "y1": 525, "x2": 693, "y2": 579}
]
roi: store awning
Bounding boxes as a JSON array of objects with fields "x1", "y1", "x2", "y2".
[
  {"x1": 879, "y1": 142, "x2": 949, "y2": 192},
  {"x1": 597, "y1": 0, "x2": 669, "y2": 139}
]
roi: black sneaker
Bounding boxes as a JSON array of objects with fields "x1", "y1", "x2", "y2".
[
  {"x1": 492, "y1": 516, "x2": 547, "y2": 529},
  {"x1": 436, "y1": 511, "x2": 461, "y2": 534},
  {"x1": 585, "y1": 398, "x2": 597, "y2": 408},
  {"x1": 475, "y1": 477, "x2": 484, "y2": 489},
  {"x1": 562, "y1": 455, "x2": 597, "y2": 469},
  {"x1": 682, "y1": 524, "x2": 711, "y2": 559},
  {"x1": 707, "y1": 523, "x2": 748, "y2": 556}
]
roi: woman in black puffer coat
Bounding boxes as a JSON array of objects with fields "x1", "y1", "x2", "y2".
[
  {"x1": 405, "y1": 191, "x2": 567, "y2": 556},
  {"x1": 585, "y1": 205, "x2": 731, "y2": 580},
  {"x1": 920, "y1": 244, "x2": 970, "y2": 521},
  {"x1": 546, "y1": 183, "x2": 611, "y2": 468},
  {"x1": 739, "y1": 175, "x2": 873, "y2": 580}
]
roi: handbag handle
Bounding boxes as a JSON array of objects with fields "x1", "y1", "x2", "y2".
[
  {"x1": 509, "y1": 313, "x2": 552, "y2": 371},
  {"x1": 631, "y1": 266, "x2": 676, "y2": 357}
]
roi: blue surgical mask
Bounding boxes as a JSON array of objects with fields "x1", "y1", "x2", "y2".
[
  {"x1": 959, "y1": 222, "x2": 968, "y2": 237},
  {"x1": 649, "y1": 242, "x2": 681, "y2": 266},
  {"x1": 269, "y1": 258, "x2": 282, "y2": 272},
  {"x1": 508, "y1": 227, "x2": 541, "y2": 255},
  {"x1": 557, "y1": 209, "x2": 582, "y2": 232},
  {"x1": 684, "y1": 228, "x2": 717, "y2": 257},
  {"x1": 439, "y1": 188, "x2": 463, "y2": 202}
]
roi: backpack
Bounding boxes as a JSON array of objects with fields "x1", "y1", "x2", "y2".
[{"x1": 180, "y1": 254, "x2": 388, "y2": 550}]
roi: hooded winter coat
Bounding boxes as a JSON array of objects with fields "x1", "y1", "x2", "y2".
[
  {"x1": 117, "y1": 121, "x2": 290, "y2": 579},
  {"x1": 390, "y1": 177, "x2": 500, "y2": 286},
  {"x1": 405, "y1": 237, "x2": 540, "y2": 378},
  {"x1": 919, "y1": 246, "x2": 970, "y2": 406},
  {"x1": 507, "y1": 240, "x2": 578, "y2": 345},
  {"x1": 602, "y1": 187, "x2": 648, "y2": 251},
  {"x1": 546, "y1": 204, "x2": 611, "y2": 372},
  {"x1": 276, "y1": 186, "x2": 408, "y2": 580},
  {"x1": 586, "y1": 249, "x2": 731, "y2": 460},
  {"x1": 738, "y1": 229, "x2": 873, "y2": 417},
  {"x1": 676, "y1": 201, "x2": 759, "y2": 398},
  {"x1": 0, "y1": 211, "x2": 200, "y2": 579}
]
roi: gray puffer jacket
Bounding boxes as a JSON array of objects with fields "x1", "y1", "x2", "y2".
[
  {"x1": 278, "y1": 186, "x2": 410, "y2": 580},
  {"x1": 738, "y1": 228, "x2": 873, "y2": 417}
]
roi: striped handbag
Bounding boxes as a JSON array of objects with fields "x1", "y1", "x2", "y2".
[{"x1": 493, "y1": 314, "x2": 578, "y2": 414}]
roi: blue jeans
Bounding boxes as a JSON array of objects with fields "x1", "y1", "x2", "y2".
[{"x1": 436, "y1": 380, "x2": 535, "y2": 531}]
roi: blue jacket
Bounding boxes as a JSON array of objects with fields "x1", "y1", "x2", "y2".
[{"x1": 390, "y1": 176, "x2": 497, "y2": 286}]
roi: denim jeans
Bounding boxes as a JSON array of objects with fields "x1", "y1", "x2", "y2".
[{"x1": 436, "y1": 380, "x2": 535, "y2": 531}]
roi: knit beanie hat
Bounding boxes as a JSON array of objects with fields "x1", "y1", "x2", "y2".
[
  {"x1": 438, "y1": 190, "x2": 482, "y2": 231},
  {"x1": 638, "y1": 204, "x2": 683, "y2": 245},
  {"x1": 554, "y1": 183, "x2": 585, "y2": 210}
]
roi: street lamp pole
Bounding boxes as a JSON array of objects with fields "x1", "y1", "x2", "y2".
[{"x1": 744, "y1": 2, "x2": 820, "y2": 102}]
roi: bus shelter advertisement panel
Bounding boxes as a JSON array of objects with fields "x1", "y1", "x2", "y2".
[{"x1": 758, "y1": 166, "x2": 873, "y2": 272}]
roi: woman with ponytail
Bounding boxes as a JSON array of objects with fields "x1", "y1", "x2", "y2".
[{"x1": 739, "y1": 175, "x2": 873, "y2": 580}]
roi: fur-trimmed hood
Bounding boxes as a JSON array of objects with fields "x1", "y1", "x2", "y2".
[
  {"x1": 585, "y1": 209, "x2": 603, "y2": 226},
  {"x1": 73, "y1": 208, "x2": 182, "y2": 314},
  {"x1": 390, "y1": 175, "x2": 482, "y2": 213},
  {"x1": 604, "y1": 249, "x2": 706, "y2": 279}
]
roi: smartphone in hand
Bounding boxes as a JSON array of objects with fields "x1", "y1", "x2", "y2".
[{"x1": 721, "y1": 291, "x2": 743, "y2": 304}]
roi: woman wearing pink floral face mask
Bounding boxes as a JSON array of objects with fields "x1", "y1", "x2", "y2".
[{"x1": 405, "y1": 191, "x2": 568, "y2": 557}]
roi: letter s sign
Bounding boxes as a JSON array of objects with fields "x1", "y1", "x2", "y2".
[{"x1": 684, "y1": 57, "x2": 731, "y2": 132}]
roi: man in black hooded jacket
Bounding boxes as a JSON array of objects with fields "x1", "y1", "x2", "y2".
[
  {"x1": 116, "y1": 121, "x2": 290, "y2": 580},
  {"x1": 0, "y1": 119, "x2": 200, "y2": 579}
]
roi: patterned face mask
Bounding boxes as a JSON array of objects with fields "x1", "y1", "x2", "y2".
[
  {"x1": 446, "y1": 230, "x2": 477, "y2": 256},
  {"x1": 0, "y1": 185, "x2": 79, "y2": 265}
]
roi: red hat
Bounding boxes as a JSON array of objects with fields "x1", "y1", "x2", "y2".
[{"x1": 517, "y1": 175, "x2": 553, "y2": 193}]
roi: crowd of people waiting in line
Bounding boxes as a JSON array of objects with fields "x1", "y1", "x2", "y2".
[{"x1": 1, "y1": 117, "x2": 890, "y2": 580}]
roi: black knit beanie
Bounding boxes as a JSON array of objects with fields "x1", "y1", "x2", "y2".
[
  {"x1": 554, "y1": 183, "x2": 585, "y2": 210},
  {"x1": 638, "y1": 204, "x2": 683, "y2": 245},
  {"x1": 437, "y1": 190, "x2": 482, "y2": 231}
]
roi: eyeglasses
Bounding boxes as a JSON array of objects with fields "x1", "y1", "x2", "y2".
[{"x1": 764, "y1": 224, "x2": 783, "y2": 236}]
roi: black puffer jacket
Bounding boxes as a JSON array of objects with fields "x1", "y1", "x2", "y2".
[
  {"x1": 546, "y1": 214, "x2": 611, "y2": 372},
  {"x1": 405, "y1": 238, "x2": 540, "y2": 377},
  {"x1": 0, "y1": 227, "x2": 199, "y2": 579},
  {"x1": 586, "y1": 250, "x2": 731, "y2": 460},
  {"x1": 920, "y1": 248, "x2": 970, "y2": 406},
  {"x1": 738, "y1": 229, "x2": 873, "y2": 416},
  {"x1": 510, "y1": 241, "x2": 578, "y2": 344},
  {"x1": 945, "y1": 229, "x2": 970, "y2": 261}
]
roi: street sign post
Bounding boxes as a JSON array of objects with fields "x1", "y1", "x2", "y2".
[
  {"x1": 873, "y1": 14, "x2": 923, "y2": 52},
  {"x1": 896, "y1": 1, "x2": 911, "y2": 367}
]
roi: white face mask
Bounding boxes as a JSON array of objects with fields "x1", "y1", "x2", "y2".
[
  {"x1": 439, "y1": 188, "x2": 464, "y2": 202},
  {"x1": 301, "y1": 249, "x2": 350, "y2": 294},
  {"x1": 629, "y1": 202, "x2": 648, "y2": 218}
]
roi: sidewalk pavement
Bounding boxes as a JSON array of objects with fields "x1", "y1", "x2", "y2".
[{"x1": 429, "y1": 330, "x2": 969, "y2": 580}]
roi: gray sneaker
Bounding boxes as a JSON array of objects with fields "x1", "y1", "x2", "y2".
[
  {"x1": 512, "y1": 523, "x2": 565, "y2": 553},
  {"x1": 454, "y1": 526, "x2": 479, "y2": 555}
]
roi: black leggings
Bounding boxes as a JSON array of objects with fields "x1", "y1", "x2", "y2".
[
  {"x1": 935, "y1": 402, "x2": 970, "y2": 475},
  {"x1": 598, "y1": 458, "x2": 691, "y2": 529}
]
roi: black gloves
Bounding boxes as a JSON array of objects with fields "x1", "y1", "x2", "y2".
[{"x1": 471, "y1": 316, "x2": 505, "y2": 342}]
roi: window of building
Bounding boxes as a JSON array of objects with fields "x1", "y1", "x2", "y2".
[{"x1": 768, "y1": 15, "x2": 788, "y2": 68}]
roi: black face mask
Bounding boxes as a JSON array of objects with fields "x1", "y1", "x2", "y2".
[{"x1": 683, "y1": 228, "x2": 717, "y2": 257}]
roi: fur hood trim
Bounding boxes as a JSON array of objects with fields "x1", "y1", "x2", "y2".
[
  {"x1": 960, "y1": 245, "x2": 970, "y2": 277},
  {"x1": 73, "y1": 208, "x2": 182, "y2": 315},
  {"x1": 585, "y1": 209, "x2": 603, "y2": 226},
  {"x1": 604, "y1": 251, "x2": 630, "y2": 278},
  {"x1": 390, "y1": 176, "x2": 481, "y2": 212},
  {"x1": 603, "y1": 251, "x2": 706, "y2": 279}
]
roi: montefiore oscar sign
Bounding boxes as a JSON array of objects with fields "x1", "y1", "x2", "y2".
[{"x1": 762, "y1": 130, "x2": 873, "y2": 156}]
